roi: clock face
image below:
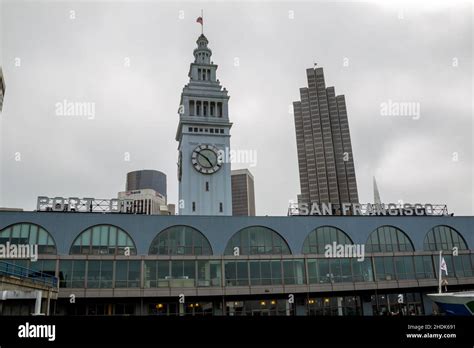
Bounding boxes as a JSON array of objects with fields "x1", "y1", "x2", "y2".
[{"x1": 191, "y1": 144, "x2": 222, "y2": 174}]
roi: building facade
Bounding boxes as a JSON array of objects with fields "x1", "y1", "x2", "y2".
[
  {"x1": 126, "y1": 170, "x2": 167, "y2": 199},
  {"x1": 231, "y1": 169, "x2": 256, "y2": 216},
  {"x1": 117, "y1": 189, "x2": 172, "y2": 215},
  {"x1": 293, "y1": 67, "x2": 359, "y2": 206},
  {"x1": 1, "y1": 211, "x2": 473, "y2": 316},
  {"x1": 176, "y1": 34, "x2": 232, "y2": 216},
  {"x1": 118, "y1": 170, "x2": 173, "y2": 215}
]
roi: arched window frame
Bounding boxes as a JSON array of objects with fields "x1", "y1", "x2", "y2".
[
  {"x1": 423, "y1": 225, "x2": 468, "y2": 251},
  {"x1": 70, "y1": 225, "x2": 137, "y2": 255},
  {"x1": 149, "y1": 225, "x2": 213, "y2": 256},
  {"x1": 0, "y1": 223, "x2": 57, "y2": 254},
  {"x1": 224, "y1": 226, "x2": 291, "y2": 255},
  {"x1": 366, "y1": 225, "x2": 414, "y2": 252},
  {"x1": 302, "y1": 226, "x2": 353, "y2": 254}
]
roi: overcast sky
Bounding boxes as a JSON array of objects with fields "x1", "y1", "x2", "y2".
[{"x1": 0, "y1": 0, "x2": 472, "y2": 216}]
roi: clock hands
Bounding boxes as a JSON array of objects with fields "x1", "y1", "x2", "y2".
[{"x1": 197, "y1": 151, "x2": 214, "y2": 168}]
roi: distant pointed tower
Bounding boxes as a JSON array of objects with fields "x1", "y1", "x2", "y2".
[
  {"x1": 176, "y1": 32, "x2": 232, "y2": 215},
  {"x1": 373, "y1": 176, "x2": 382, "y2": 205}
]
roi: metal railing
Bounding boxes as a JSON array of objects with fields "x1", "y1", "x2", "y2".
[{"x1": 0, "y1": 261, "x2": 58, "y2": 288}]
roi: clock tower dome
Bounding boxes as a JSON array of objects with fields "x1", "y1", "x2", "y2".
[{"x1": 176, "y1": 33, "x2": 232, "y2": 215}]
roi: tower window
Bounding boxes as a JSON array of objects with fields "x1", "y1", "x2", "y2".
[
  {"x1": 220, "y1": 129, "x2": 224, "y2": 134},
  {"x1": 189, "y1": 100, "x2": 195, "y2": 116},
  {"x1": 196, "y1": 101, "x2": 201, "y2": 116},
  {"x1": 203, "y1": 102, "x2": 207, "y2": 116},
  {"x1": 192, "y1": 202, "x2": 196, "y2": 212},
  {"x1": 188, "y1": 127, "x2": 192, "y2": 132},
  {"x1": 205, "y1": 182, "x2": 209, "y2": 191},
  {"x1": 210, "y1": 102, "x2": 215, "y2": 116},
  {"x1": 210, "y1": 129, "x2": 214, "y2": 133},
  {"x1": 217, "y1": 102, "x2": 223, "y2": 117},
  {"x1": 219, "y1": 202, "x2": 223, "y2": 213}
]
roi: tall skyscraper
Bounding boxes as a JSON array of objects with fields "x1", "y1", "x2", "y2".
[
  {"x1": 176, "y1": 32, "x2": 232, "y2": 215},
  {"x1": 293, "y1": 67, "x2": 359, "y2": 205},
  {"x1": 231, "y1": 169, "x2": 256, "y2": 216},
  {"x1": 0, "y1": 67, "x2": 5, "y2": 112}
]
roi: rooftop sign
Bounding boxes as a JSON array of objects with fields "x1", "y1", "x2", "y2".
[
  {"x1": 37, "y1": 196, "x2": 134, "y2": 213},
  {"x1": 288, "y1": 202, "x2": 449, "y2": 216}
]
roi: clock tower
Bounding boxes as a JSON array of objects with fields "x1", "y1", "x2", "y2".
[{"x1": 176, "y1": 33, "x2": 232, "y2": 215}]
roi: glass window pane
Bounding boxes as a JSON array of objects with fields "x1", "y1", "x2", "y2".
[
  {"x1": 144, "y1": 261, "x2": 157, "y2": 288},
  {"x1": 92, "y1": 227, "x2": 100, "y2": 246},
  {"x1": 36, "y1": 229, "x2": 47, "y2": 245},
  {"x1": 271, "y1": 260, "x2": 282, "y2": 285},
  {"x1": 236, "y1": 261, "x2": 248, "y2": 286},
  {"x1": 29, "y1": 226, "x2": 38, "y2": 244}
]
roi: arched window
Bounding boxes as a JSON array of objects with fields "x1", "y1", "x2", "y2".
[
  {"x1": 70, "y1": 225, "x2": 136, "y2": 255},
  {"x1": 149, "y1": 225, "x2": 212, "y2": 255},
  {"x1": 0, "y1": 223, "x2": 56, "y2": 254},
  {"x1": 224, "y1": 226, "x2": 291, "y2": 255},
  {"x1": 366, "y1": 226, "x2": 414, "y2": 252},
  {"x1": 302, "y1": 226, "x2": 353, "y2": 254},
  {"x1": 424, "y1": 225, "x2": 468, "y2": 251}
]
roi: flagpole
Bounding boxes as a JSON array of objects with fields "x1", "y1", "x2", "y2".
[
  {"x1": 438, "y1": 250, "x2": 442, "y2": 294},
  {"x1": 201, "y1": 9, "x2": 204, "y2": 35}
]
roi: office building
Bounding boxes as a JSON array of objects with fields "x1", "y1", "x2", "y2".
[
  {"x1": 293, "y1": 67, "x2": 359, "y2": 206},
  {"x1": 119, "y1": 170, "x2": 173, "y2": 215},
  {"x1": 231, "y1": 169, "x2": 256, "y2": 216},
  {"x1": 126, "y1": 170, "x2": 167, "y2": 199}
]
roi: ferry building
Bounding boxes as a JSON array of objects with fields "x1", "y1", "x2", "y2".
[
  {"x1": 0, "y1": 209, "x2": 473, "y2": 316},
  {"x1": 1, "y1": 32, "x2": 472, "y2": 317}
]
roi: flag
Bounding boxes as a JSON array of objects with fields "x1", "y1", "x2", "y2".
[
  {"x1": 196, "y1": 16, "x2": 203, "y2": 25},
  {"x1": 440, "y1": 257, "x2": 448, "y2": 275}
]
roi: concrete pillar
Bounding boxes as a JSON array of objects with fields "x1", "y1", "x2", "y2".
[
  {"x1": 337, "y1": 297, "x2": 343, "y2": 316},
  {"x1": 34, "y1": 290, "x2": 42, "y2": 315}
]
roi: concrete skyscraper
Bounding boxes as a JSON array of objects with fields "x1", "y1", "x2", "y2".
[
  {"x1": 231, "y1": 169, "x2": 256, "y2": 216},
  {"x1": 293, "y1": 67, "x2": 359, "y2": 205},
  {"x1": 176, "y1": 31, "x2": 232, "y2": 215}
]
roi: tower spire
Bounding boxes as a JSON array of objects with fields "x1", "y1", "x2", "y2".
[{"x1": 373, "y1": 176, "x2": 382, "y2": 205}]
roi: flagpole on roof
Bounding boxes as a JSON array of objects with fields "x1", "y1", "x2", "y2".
[{"x1": 201, "y1": 9, "x2": 204, "y2": 35}]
